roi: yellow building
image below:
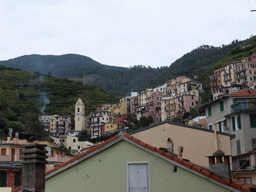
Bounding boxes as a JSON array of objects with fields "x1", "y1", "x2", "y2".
[
  {"x1": 131, "y1": 121, "x2": 232, "y2": 167},
  {"x1": 108, "y1": 102, "x2": 127, "y2": 123},
  {"x1": 75, "y1": 98, "x2": 86, "y2": 131},
  {"x1": 61, "y1": 135, "x2": 94, "y2": 154},
  {"x1": 104, "y1": 123, "x2": 118, "y2": 134}
]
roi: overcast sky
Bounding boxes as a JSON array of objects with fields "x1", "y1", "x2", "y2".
[{"x1": 0, "y1": 0, "x2": 256, "y2": 68}]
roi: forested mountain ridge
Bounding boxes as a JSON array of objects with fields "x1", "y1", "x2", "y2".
[{"x1": 1, "y1": 36, "x2": 255, "y2": 95}]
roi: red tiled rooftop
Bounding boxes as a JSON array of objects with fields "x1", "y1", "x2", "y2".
[{"x1": 228, "y1": 89, "x2": 256, "y2": 97}]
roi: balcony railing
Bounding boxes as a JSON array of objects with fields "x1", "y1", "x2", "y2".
[
  {"x1": 231, "y1": 102, "x2": 256, "y2": 113},
  {"x1": 0, "y1": 154, "x2": 21, "y2": 161},
  {"x1": 224, "y1": 78, "x2": 232, "y2": 82},
  {"x1": 47, "y1": 155, "x2": 72, "y2": 163},
  {"x1": 235, "y1": 68, "x2": 246, "y2": 73}
]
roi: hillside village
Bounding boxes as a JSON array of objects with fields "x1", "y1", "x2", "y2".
[{"x1": 1, "y1": 52, "x2": 256, "y2": 191}]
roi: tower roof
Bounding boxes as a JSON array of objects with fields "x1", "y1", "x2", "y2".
[{"x1": 76, "y1": 98, "x2": 84, "y2": 105}]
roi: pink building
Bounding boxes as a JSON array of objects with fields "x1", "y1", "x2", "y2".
[
  {"x1": 142, "y1": 92, "x2": 163, "y2": 120},
  {"x1": 0, "y1": 136, "x2": 72, "y2": 189},
  {"x1": 54, "y1": 115, "x2": 71, "y2": 136},
  {"x1": 115, "y1": 114, "x2": 127, "y2": 128},
  {"x1": 247, "y1": 52, "x2": 256, "y2": 62},
  {"x1": 130, "y1": 95, "x2": 140, "y2": 117},
  {"x1": 175, "y1": 94, "x2": 197, "y2": 117},
  {"x1": 95, "y1": 104, "x2": 110, "y2": 112},
  {"x1": 152, "y1": 110, "x2": 161, "y2": 122},
  {"x1": 166, "y1": 80, "x2": 173, "y2": 97},
  {"x1": 90, "y1": 111, "x2": 110, "y2": 137}
]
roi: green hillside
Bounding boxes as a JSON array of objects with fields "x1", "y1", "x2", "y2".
[
  {"x1": 0, "y1": 38, "x2": 241, "y2": 96},
  {"x1": 0, "y1": 65, "x2": 120, "y2": 139},
  {"x1": 1, "y1": 35, "x2": 255, "y2": 96},
  {"x1": 199, "y1": 36, "x2": 256, "y2": 83}
]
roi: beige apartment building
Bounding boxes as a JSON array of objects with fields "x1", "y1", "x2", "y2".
[{"x1": 131, "y1": 121, "x2": 232, "y2": 167}]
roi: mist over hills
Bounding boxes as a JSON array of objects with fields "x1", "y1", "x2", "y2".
[{"x1": 1, "y1": 36, "x2": 253, "y2": 96}]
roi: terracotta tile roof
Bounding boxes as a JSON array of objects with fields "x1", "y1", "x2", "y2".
[
  {"x1": 13, "y1": 133, "x2": 252, "y2": 192},
  {"x1": 228, "y1": 89, "x2": 256, "y2": 97}
]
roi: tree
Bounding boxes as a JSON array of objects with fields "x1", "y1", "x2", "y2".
[
  {"x1": 22, "y1": 113, "x2": 46, "y2": 141},
  {"x1": 78, "y1": 130, "x2": 91, "y2": 141},
  {"x1": 189, "y1": 108, "x2": 199, "y2": 118}
]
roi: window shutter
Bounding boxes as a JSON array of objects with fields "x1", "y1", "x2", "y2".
[
  {"x1": 128, "y1": 163, "x2": 149, "y2": 192},
  {"x1": 209, "y1": 125, "x2": 213, "y2": 130},
  {"x1": 220, "y1": 101, "x2": 224, "y2": 111},
  {"x1": 14, "y1": 172, "x2": 21, "y2": 188},
  {"x1": 232, "y1": 116, "x2": 236, "y2": 131},
  {"x1": 219, "y1": 122, "x2": 222, "y2": 132},
  {"x1": 250, "y1": 114, "x2": 256, "y2": 128},
  {"x1": 238, "y1": 115, "x2": 242, "y2": 129},
  {"x1": 208, "y1": 107, "x2": 212, "y2": 116}
]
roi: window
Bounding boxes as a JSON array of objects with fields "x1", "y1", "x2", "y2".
[
  {"x1": 237, "y1": 140, "x2": 241, "y2": 154},
  {"x1": 208, "y1": 107, "x2": 212, "y2": 116},
  {"x1": 14, "y1": 172, "x2": 21, "y2": 188},
  {"x1": 238, "y1": 177, "x2": 252, "y2": 184},
  {"x1": 191, "y1": 95, "x2": 194, "y2": 100},
  {"x1": 209, "y1": 124, "x2": 213, "y2": 130},
  {"x1": 73, "y1": 139, "x2": 76, "y2": 143},
  {"x1": 127, "y1": 162, "x2": 149, "y2": 192},
  {"x1": 78, "y1": 146, "x2": 80, "y2": 149},
  {"x1": 1, "y1": 148, "x2": 6, "y2": 155},
  {"x1": 232, "y1": 116, "x2": 236, "y2": 131},
  {"x1": 237, "y1": 115, "x2": 241, "y2": 130},
  {"x1": 0, "y1": 171, "x2": 7, "y2": 187},
  {"x1": 218, "y1": 122, "x2": 222, "y2": 132},
  {"x1": 220, "y1": 101, "x2": 224, "y2": 111},
  {"x1": 239, "y1": 160, "x2": 250, "y2": 169},
  {"x1": 192, "y1": 102, "x2": 194, "y2": 106},
  {"x1": 250, "y1": 114, "x2": 256, "y2": 128}
]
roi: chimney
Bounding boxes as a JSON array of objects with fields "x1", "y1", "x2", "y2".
[
  {"x1": 167, "y1": 138, "x2": 174, "y2": 153},
  {"x1": 207, "y1": 150, "x2": 231, "y2": 180},
  {"x1": 21, "y1": 143, "x2": 48, "y2": 192}
]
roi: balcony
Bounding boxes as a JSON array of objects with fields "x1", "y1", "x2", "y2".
[
  {"x1": 241, "y1": 79, "x2": 248, "y2": 84},
  {"x1": 47, "y1": 154, "x2": 72, "y2": 163},
  {"x1": 224, "y1": 71, "x2": 231, "y2": 75},
  {"x1": 235, "y1": 68, "x2": 246, "y2": 73},
  {"x1": 224, "y1": 78, "x2": 232, "y2": 82},
  {"x1": 231, "y1": 102, "x2": 256, "y2": 113},
  {"x1": 236, "y1": 74, "x2": 247, "y2": 80},
  {"x1": 0, "y1": 154, "x2": 21, "y2": 161}
]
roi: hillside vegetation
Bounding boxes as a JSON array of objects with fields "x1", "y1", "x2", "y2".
[
  {"x1": 0, "y1": 65, "x2": 120, "y2": 138},
  {"x1": 0, "y1": 37, "x2": 245, "y2": 95},
  {"x1": 199, "y1": 36, "x2": 256, "y2": 82}
]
